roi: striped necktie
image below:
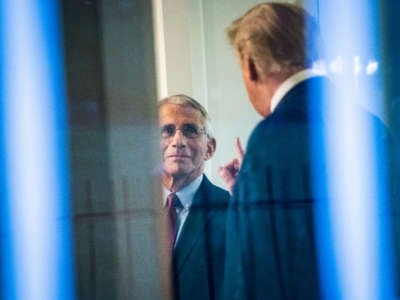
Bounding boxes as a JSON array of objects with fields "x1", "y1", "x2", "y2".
[{"x1": 166, "y1": 193, "x2": 183, "y2": 249}]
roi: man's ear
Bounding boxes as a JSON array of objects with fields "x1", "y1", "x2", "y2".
[
  {"x1": 204, "y1": 137, "x2": 216, "y2": 161},
  {"x1": 243, "y1": 57, "x2": 259, "y2": 82}
]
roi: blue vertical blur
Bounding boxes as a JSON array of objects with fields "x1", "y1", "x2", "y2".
[
  {"x1": 312, "y1": 1, "x2": 396, "y2": 299},
  {"x1": 0, "y1": 1, "x2": 75, "y2": 300}
]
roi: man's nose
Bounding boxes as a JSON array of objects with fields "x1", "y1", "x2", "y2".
[{"x1": 171, "y1": 129, "x2": 186, "y2": 147}]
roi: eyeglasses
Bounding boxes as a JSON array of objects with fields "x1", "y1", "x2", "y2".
[{"x1": 160, "y1": 124, "x2": 206, "y2": 139}]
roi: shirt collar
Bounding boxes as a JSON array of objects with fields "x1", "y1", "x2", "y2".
[
  {"x1": 162, "y1": 174, "x2": 203, "y2": 209},
  {"x1": 270, "y1": 69, "x2": 322, "y2": 113}
]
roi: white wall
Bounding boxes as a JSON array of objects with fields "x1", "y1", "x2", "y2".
[
  {"x1": 186, "y1": 0, "x2": 263, "y2": 188},
  {"x1": 153, "y1": 0, "x2": 319, "y2": 188}
]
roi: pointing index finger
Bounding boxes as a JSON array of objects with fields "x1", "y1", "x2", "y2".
[{"x1": 235, "y1": 137, "x2": 244, "y2": 160}]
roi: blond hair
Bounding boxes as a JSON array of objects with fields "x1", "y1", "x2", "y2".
[{"x1": 226, "y1": 2, "x2": 320, "y2": 75}]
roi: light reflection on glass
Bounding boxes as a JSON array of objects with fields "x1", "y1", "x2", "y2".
[
  {"x1": 0, "y1": 1, "x2": 75, "y2": 300},
  {"x1": 313, "y1": 2, "x2": 394, "y2": 300},
  {"x1": 316, "y1": 57, "x2": 379, "y2": 76}
]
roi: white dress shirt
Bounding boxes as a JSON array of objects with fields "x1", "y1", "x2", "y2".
[
  {"x1": 270, "y1": 69, "x2": 322, "y2": 113},
  {"x1": 163, "y1": 174, "x2": 203, "y2": 243}
]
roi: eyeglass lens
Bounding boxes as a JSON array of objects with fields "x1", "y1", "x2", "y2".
[{"x1": 161, "y1": 124, "x2": 203, "y2": 138}]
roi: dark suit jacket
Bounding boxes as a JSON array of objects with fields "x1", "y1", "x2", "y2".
[
  {"x1": 221, "y1": 76, "x2": 397, "y2": 300},
  {"x1": 172, "y1": 175, "x2": 230, "y2": 300},
  {"x1": 222, "y1": 76, "x2": 327, "y2": 300}
]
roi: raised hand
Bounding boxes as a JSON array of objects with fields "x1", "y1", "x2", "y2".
[{"x1": 218, "y1": 137, "x2": 244, "y2": 194}]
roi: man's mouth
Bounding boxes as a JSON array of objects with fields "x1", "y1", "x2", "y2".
[{"x1": 167, "y1": 154, "x2": 190, "y2": 158}]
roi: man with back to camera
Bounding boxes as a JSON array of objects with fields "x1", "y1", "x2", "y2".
[
  {"x1": 218, "y1": 3, "x2": 327, "y2": 299},
  {"x1": 158, "y1": 94, "x2": 230, "y2": 300},
  {"x1": 218, "y1": 2, "x2": 399, "y2": 299}
]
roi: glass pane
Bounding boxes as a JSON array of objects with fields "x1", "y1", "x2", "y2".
[{"x1": 62, "y1": 1, "x2": 162, "y2": 299}]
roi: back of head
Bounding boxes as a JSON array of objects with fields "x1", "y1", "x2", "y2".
[{"x1": 226, "y1": 2, "x2": 320, "y2": 75}]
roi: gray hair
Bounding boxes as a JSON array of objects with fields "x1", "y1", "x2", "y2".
[{"x1": 158, "y1": 94, "x2": 214, "y2": 139}]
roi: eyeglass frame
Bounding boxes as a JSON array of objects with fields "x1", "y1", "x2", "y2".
[{"x1": 160, "y1": 123, "x2": 208, "y2": 139}]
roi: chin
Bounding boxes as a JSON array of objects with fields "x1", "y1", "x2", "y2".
[
  {"x1": 249, "y1": 94, "x2": 271, "y2": 117},
  {"x1": 165, "y1": 164, "x2": 189, "y2": 177},
  {"x1": 253, "y1": 104, "x2": 271, "y2": 117}
]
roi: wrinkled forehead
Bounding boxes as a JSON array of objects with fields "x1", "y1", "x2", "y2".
[{"x1": 159, "y1": 103, "x2": 205, "y2": 126}]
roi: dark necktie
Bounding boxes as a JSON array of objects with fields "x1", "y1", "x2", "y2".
[{"x1": 166, "y1": 193, "x2": 182, "y2": 250}]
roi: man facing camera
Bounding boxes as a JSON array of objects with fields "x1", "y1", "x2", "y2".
[{"x1": 158, "y1": 94, "x2": 229, "y2": 300}]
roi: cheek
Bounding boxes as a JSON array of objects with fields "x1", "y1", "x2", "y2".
[
  {"x1": 192, "y1": 143, "x2": 209, "y2": 161},
  {"x1": 160, "y1": 140, "x2": 169, "y2": 153}
]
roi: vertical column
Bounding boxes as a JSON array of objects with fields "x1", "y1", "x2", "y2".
[{"x1": 152, "y1": 0, "x2": 193, "y2": 99}]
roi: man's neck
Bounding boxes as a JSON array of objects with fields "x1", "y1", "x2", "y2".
[
  {"x1": 266, "y1": 67, "x2": 301, "y2": 92},
  {"x1": 162, "y1": 172, "x2": 202, "y2": 192},
  {"x1": 270, "y1": 68, "x2": 320, "y2": 113}
]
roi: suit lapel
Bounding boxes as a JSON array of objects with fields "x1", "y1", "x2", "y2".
[{"x1": 173, "y1": 177, "x2": 214, "y2": 273}]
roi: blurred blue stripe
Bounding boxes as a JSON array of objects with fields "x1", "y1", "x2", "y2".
[
  {"x1": 313, "y1": 1, "x2": 395, "y2": 299},
  {"x1": 0, "y1": 1, "x2": 75, "y2": 299}
]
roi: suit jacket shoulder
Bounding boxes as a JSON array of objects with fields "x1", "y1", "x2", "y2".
[
  {"x1": 193, "y1": 175, "x2": 230, "y2": 209},
  {"x1": 237, "y1": 78, "x2": 326, "y2": 203},
  {"x1": 173, "y1": 175, "x2": 229, "y2": 300}
]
